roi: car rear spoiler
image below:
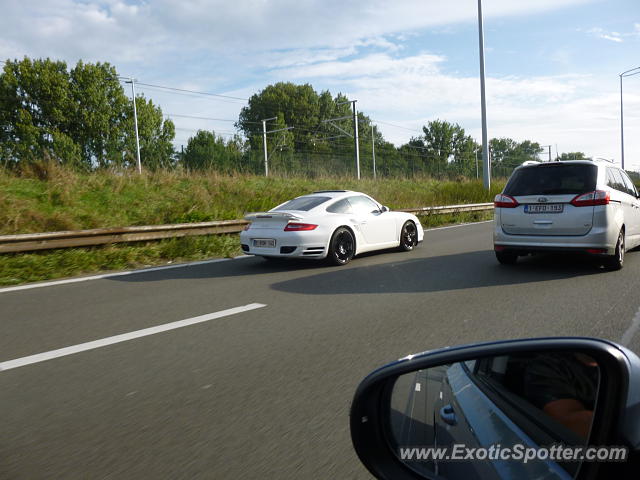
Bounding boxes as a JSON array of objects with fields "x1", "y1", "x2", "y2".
[{"x1": 244, "y1": 212, "x2": 302, "y2": 221}]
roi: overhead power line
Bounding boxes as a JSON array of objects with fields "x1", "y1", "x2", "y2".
[
  {"x1": 135, "y1": 82, "x2": 248, "y2": 102},
  {"x1": 165, "y1": 114, "x2": 237, "y2": 122},
  {"x1": 164, "y1": 113, "x2": 275, "y2": 126},
  {"x1": 372, "y1": 119, "x2": 423, "y2": 133}
]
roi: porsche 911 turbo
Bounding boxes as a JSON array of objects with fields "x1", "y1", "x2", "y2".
[{"x1": 240, "y1": 190, "x2": 424, "y2": 265}]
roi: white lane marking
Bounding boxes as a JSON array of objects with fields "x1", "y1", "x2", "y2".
[
  {"x1": 425, "y1": 220, "x2": 493, "y2": 231},
  {"x1": 415, "y1": 383, "x2": 421, "y2": 392},
  {"x1": 0, "y1": 303, "x2": 266, "y2": 372},
  {"x1": 0, "y1": 255, "x2": 253, "y2": 294},
  {"x1": 621, "y1": 305, "x2": 640, "y2": 346}
]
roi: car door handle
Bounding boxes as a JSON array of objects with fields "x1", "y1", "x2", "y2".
[{"x1": 439, "y1": 404, "x2": 457, "y2": 426}]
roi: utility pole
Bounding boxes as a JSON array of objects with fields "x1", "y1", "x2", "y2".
[
  {"x1": 371, "y1": 124, "x2": 376, "y2": 179},
  {"x1": 477, "y1": 0, "x2": 490, "y2": 190},
  {"x1": 620, "y1": 67, "x2": 640, "y2": 170},
  {"x1": 540, "y1": 145, "x2": 552, "y2": 162},
  {"x1": 124, "y1": 78, "x2": 142, "y2": 173},
  {"x1": 323, "y1": 99, "x2": 361, "y2": 179},
  {"x1": 475, "y1": 148, "x2": 479, "y2": 179},
  {"x1": 261, "y1": 117, "x2": 293, "y2": 176},
  {"x1": 352, "y1": 101, "x2": 360, "y2": 179},
  {"x1": 262, "y1": 117, "x2": 276, "y2": 176},
  {"x1": 621, "y1": 73, "x2": 625, "y2": 169}
]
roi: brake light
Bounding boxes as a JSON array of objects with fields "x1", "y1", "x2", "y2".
[
  {"x1": 494, "y1": 194, "x2": 519, "y2": 208},
  {"x1": 570, "y1": 190, "x2": 610, "y2": 207},
  {"x1": 243, "y1": 223, "x2": 251, "y2": 231},
  {"x1": 284, "y1": 223, "x2": 318, "y2": 231}
]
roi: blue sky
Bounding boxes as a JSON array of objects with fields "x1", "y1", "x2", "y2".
[{"x1": 1, "y1": 0, "x2": 639, "y2": 169}]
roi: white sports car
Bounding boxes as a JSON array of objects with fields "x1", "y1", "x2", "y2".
[{"x1": 240, "y1": 190, "x2": 424, "y2": 265}]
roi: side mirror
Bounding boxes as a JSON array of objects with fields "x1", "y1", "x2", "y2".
[
  {"x1": 350, "y1": 337, "x2": 640, "y2": 480},
  {"x1": 381, "y1": 206, "x2": 390, "y2": 213}
]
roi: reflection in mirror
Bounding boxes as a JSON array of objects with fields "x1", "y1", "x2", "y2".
[{"x1": 388, "y1": 351, "x2": 600, "y2": 479}]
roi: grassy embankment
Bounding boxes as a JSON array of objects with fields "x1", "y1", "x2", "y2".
[{"x1": 0, "y1": 166, "x2": 505, "y2": 285}]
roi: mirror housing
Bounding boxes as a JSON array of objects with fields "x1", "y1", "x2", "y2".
[
  {"x1": 350, "y1": 337, "x2": 640, "y2": 480},
  {"x1": 381, "y1": 206, "x2": 390, "y2": 213}
]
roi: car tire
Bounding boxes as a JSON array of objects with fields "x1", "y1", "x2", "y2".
[
  {"x1": 495, "y1": 251, "x2": 518, "y2": 265},
  {"x1": 605, "y1": 230, "x2": 625, "y2": 271},
  {"x1": 327, "y1": 227, "x2": 355, "y2": 266},
  {"x1": 398, "y1": 221, "x2": 418, "y2": 252}
]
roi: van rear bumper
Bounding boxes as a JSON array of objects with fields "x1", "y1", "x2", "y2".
[{"x1": 493, "y1": 222, "x2": 617, "y2": 255}]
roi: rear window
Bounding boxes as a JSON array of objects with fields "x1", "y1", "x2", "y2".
[
  {"x1": 504, "y1": 164, "x2": 597, "y2": 196},
  {"x1": 273, "y1": 196, "x2": 330, "y2": 211}
]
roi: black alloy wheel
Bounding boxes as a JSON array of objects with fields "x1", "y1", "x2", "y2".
[
  {"x1": 398, "y1": 221, "x2": 418, "y2": 252},
  {"x1": 328, "y1": 227, "x2": 355, "y2": 266}
]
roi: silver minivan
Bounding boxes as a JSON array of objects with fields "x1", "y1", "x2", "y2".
[{"x1": 493, "y1": 160, "x2": 640, "y2": 269}]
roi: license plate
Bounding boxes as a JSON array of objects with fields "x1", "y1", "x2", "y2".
[
  {"x1": 524, "y1": 204, "x2": 564, "y2": 214},
  {"x1": 253, "y1": 239, "x2": 276, "y2": 248}
]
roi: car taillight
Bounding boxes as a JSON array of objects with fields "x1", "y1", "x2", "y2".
[
  {"x1": 570, "y1": 190, "x2": 610, "y2": 207},
  {"x1": 243, "y1": 223, "x2": 251, "y2": 231},
  {"x1": 494, "y1": 194, "x2": 519, "y2": 208},
  {"x1": 284, "y1": 223, "x2": 318, "y2": 231}
]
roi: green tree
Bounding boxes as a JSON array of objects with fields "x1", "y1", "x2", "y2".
[
  {"x1": 183, "y1": 130, "x2": 221, "y2": 170},
  {"x1": 557, "y1": 152, "x2": 588, "y2": 161},
  {"x1": 489, "y1": 138, "x2": 519, "y2": 167},
  {"x1": 236, "y1": 83, "x2": 377, "y2": 175},
  {"x1": 0, "y1": 57, "x2": 79, "y2": 168},
  {"x1": 403, "y1": 120, "x2": 478, "y2": 176},
  {"x1": 69, "y1": 60, "x2": 130, "y2": 168},
  {"x1": 182, "y1": 130, "x2": 245, "y2": 172},
  {"x1": 0, "y1": 56, "x2": 175, "y2": 171},
  {"x1": 422, "y1": 120, "x2": 455, "y2": 167},
  {"x1": 452, "y1": 134, "x2": 480, "y2": 176},
  {"x1": 489, "y1": 138, "x2": 543, "y2": 177},
  {"x1": 238, "y1": 83, "x2": 322, "y2": 152},
  {"x1": 515, "y1": 140, "x2": 543, "y2": 161},
  {"x1": 121, "y1": 96, "x2": 175, "y2": 170}
]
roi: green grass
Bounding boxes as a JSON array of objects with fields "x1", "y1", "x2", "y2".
[
  {"x1": 0, "y1": 235, "x2": 241, "y2": 286},
  {"x1": 0, "y1": 165, "x2": 504, "y2": 234},
  {"x1": 418, "y1": 209, "x2": 494, "y2": 228},
  {"x1": 0, "y1": 165, "x2": 504, "y2": 285}
]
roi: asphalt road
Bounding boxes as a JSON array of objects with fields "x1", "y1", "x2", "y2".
[{"x1": 2, "y1": 221, "x2": 640, "y2": 479}]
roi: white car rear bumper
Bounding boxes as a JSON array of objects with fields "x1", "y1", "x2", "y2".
[
  {"x1": 493, "y1": 222, "x2": 617, "y2": 254},
  {"x1": 240, "y1": 229, "x2": 330, "y2": 259}
]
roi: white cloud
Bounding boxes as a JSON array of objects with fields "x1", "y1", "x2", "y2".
[
  {"x1": 0, "y1": 0, "x2": 592, "y2": 66},
  {"x1": 584, "y1": 24, "x2": 640, "y2": 43},
  {"x1": 277, "y1": 53, "x2": 445, "y2": 80},
  {"x1": 587, "y1": 28, "x2": 624, "y2": 42},
  {"x1": 2, "y1": 0, "x2": 639, "y2": 170},
  {"x1": 265, "y1": 51, "x2": 639, "y2": 167}
]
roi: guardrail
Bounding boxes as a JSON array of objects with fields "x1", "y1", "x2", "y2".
[
  {"x1": 399, "y1": 202, "x2": 493, "y2": 215},
  {"x1": 0, "y1": 220, "x2": 249, "y2": 254},
  {"x1": 0, "y1": 203, "x2": 494, "y2": 254}
]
